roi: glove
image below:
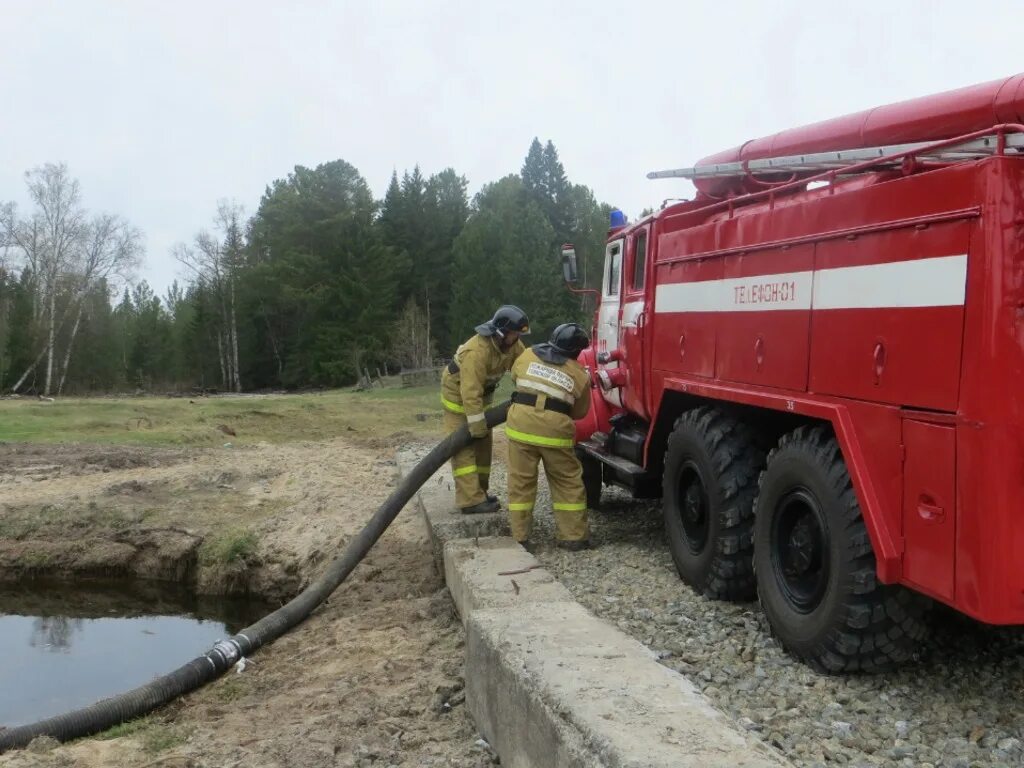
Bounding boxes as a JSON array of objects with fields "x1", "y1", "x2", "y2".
[{"x1": 469, "y1": 418, "x2": 489, "y2": 439}]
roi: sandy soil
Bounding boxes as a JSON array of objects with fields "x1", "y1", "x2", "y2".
[{"x1": 0, "y1": 438, "x2": 497, "y2": 767}]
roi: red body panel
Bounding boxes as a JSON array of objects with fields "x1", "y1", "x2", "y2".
[{"x1": 585, "y1": 146, "x2": 1024, "y2": 623}]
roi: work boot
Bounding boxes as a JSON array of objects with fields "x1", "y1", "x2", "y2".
[
  {"x1": 485, "y1": 492, "x2": 499, "y2": 504},
  {"x1": 517, "y1": 540, "x2": 535, "y2": 554},
  {"x1": 557, "y1": 539, "x2": 591, "y2": 552},
  {"x1": 461, "y1": 499, "x2": 499, "y2": 515}
]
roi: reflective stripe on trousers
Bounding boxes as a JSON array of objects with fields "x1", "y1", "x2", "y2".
[
  {"x1": 443, "y1": 409, "x2": 491, "y2": 508},
  {"x1": 454, "y1": 464, "x2": 491, "y2": 477},
  {"x1": 505, "y1": 427, "x2": 574, "y2": 448},
  {"x1": 506, "y1": 441, "x2": 587, "y2": 543}
]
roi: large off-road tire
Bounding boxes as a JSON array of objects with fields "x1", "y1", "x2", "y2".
[
  {"x1": 662, "y1": 407, "x2": 764, "y2": 600},
  {"x1": 753, "y1": 426, "x2": 929, "y2": 673},
  {"x1": 577, "y1": 450, "x2": 603, "y2": 510}
]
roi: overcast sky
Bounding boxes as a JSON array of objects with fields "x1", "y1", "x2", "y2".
[{"x1": 3, "y1": 0, "x2": 1023, "y2": 295}]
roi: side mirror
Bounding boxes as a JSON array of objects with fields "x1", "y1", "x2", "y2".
[{"x1": 560, "y1": 243, "x2": 578, "y2": 284}]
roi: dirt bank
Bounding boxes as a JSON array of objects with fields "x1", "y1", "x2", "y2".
[
  {"x1": 0, "y1": 437, "x2": 496, "y2": 767},
  {"x1": 0, "y1": 439, "x2": 410, "y2": 600}
]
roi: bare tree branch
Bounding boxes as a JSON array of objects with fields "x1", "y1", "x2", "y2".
[
  {"x1": 3, "y1": 165, "x2": 144, "y2": 394},
  {"x1": 173, "y1": 200, "x2": 245, "y2": 392}
]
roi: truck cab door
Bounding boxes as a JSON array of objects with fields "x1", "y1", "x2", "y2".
[
  {"x1": 596, "y1": 238, "x2": 624, "y2": 407},
  {"x1": 621, "y1": 226, "x2": 650, "y2": 418}
]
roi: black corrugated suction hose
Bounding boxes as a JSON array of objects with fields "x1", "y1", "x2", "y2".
[{"x1": 0, "y1": 401, "x2": 510, "y2": 753}]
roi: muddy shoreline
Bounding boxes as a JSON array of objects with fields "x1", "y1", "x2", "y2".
[{"x1": 0, "y1": 436, "x2": 496, "y2": 768}]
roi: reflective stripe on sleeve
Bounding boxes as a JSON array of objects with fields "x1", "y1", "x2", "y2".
[{"x1": 441, "y1": 396, "x2": 465, "y2": 414}]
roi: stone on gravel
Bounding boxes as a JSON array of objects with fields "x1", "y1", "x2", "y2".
[{"x1": 476, "y1": 459, "x2": 1024, "y2": 768}]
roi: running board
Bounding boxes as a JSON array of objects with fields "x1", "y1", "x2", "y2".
[
  {"x1": 578, "y1": 439, "x2": 645, "y2": 477},
  {"x1": 579, "y1": 440, "x2": 662, "y2": 499}
]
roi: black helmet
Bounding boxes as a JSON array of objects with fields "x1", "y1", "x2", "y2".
[
  {"x1": 534, "y1": 323, "x2": 590, "y2": 363},
  {"x1": 475, "y1": 305, "x2": 531, "y2": 338}
]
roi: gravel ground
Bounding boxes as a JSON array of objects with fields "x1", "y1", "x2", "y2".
[{"x1": 480, "y1": 455, "x2": 1024, "y2": 768}]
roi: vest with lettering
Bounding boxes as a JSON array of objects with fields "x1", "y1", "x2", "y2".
[{"x1": 507, "y1": 347, "x2": 592, "y2": 447}]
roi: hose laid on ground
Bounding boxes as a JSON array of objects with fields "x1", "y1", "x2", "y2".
[{"x1": 0, "y1": 401, "x2": 510, "y2": 753}]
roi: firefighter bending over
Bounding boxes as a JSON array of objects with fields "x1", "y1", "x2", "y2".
[
  {"x1": 506, "y1": 323, "x2": 592, "y2": 550},
  {"x1": 442, "y1": 305, "x2": 529, "y2": 514}
]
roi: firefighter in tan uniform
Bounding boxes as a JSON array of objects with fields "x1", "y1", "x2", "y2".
[
  {"x1": 441, "y1": 305, "x2": 529, "y2": 514},
  {"x1": 506, "y1": 323, "x2": 593, "y2": 550}
]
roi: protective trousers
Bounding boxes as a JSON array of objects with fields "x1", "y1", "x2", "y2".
[
  {"x1": 443, "y1": 409, "x2": 491, "y2": 508},
  {"x1": 506, "y1": 441, "x2": 587, "y2": 543}
]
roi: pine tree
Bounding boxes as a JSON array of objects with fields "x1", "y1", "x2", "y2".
[
  {"x1": 248, "y1": 159, "x2": 400, "y2": 386},
  {"x1": 65, "y1": 279, "x2": 119, "y2": 393},
  {"x1": 541, "y1": 140, "x2": 571, "y2": 240},
  {"x1": 449, "y1": 175, "x2": 575, "y2": 347},
  {"x1": 521, "y1": 138, "x2": 546, "y2": 199},
  {"x1": 377, "y1": 171, "x2": 404, "y2": 248},
  {"x1": 112, "y1": 288, "x2": 135, "y2": 387}
]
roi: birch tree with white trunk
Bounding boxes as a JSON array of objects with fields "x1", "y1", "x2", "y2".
[
  {"x1": 173, "y1": 200, "x2": 245, "y2": 392},
  {"x1": 1, "y1": 164, "x2": 142, "y2": 395},
  {"x1": 56, "y1": 214, "x2": 142, "y2": 394}
]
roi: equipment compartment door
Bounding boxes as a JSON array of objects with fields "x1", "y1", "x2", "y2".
[
  {"x1": 902, "y1": 419, "x2": 957, "y2": 602},
  {"x1": 809, "y1": 221, "x2": 969, "y2": 411},
  {"x1": 715, "y1": 243, "x2": 813, "y2": 390}
]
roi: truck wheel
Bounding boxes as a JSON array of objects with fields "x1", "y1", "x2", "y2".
[
  {"x1": 753, "y1": 426, "x2": 929, "y2": 672},
  {"x1": 577, "y1": 450, "x2": 603, "y2": 510},
  {"x1": 663, "y1": 407, "x2": 764, "y2": 600}
]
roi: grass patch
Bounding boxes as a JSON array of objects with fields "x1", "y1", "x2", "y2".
[
  {"x1": 212, "y1": 675, "x2": 249, "y2": 703},
  {"x1": 141, "y1": 724, "x2": 192, "y2": 755},
  {"x1": 0, "y1": 378, "x2": 516, "y2": 448},
  {"x1": 0, "y1": 501, "x2": 137, "y2": 540},
  {"x1": 0, "y1": 383, "x2": 490, "y2": 447},
  {"x1": 199, "y1": 528, "x2": 258, "y2": 566},
  {"x1": 95, "y1": 716, "x2": 191, "y2": 754},
  {"x1": 19, "y1": 549, "x2": 54, "y2": 568},
  {"x1": 96, "y1": 717, "x2": 152, "y2": 741}
]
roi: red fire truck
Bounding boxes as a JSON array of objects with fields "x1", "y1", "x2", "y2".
[{"x1": 561, "y1": 74, "x2": 1024, "y2": 672}]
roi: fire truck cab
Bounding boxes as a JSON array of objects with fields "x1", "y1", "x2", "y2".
[{"x1": 562, "y1": 74, "x2": 1024, "y2": 672}]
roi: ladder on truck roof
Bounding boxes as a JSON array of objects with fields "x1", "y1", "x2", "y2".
[{"x1": 647, "y1": 132, "x2": 1024, "y2": 181}]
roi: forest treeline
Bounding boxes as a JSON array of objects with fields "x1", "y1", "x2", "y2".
[{"x1": 0, "y1": 140, "x2": 615, "y2": 394}]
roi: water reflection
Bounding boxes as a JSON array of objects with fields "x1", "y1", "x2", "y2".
[
  {"x1": 30, "y1": 616, "x2": 84, "y2": 652},
  {"x1": 0, "y1": 578, "x2": 269, "y2": 727}
]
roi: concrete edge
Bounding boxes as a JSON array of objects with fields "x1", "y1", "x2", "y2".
[{"x1": 396, "y1": 448, "x2": 792, "y2": 768}]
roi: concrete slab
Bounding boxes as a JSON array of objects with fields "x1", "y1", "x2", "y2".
[
  {"x1": 468, "y1": 600, "x2": 787, "y2": 768},
  {"x1": 397, "y1": 449, "x2": 792, "y2": 768},
  {"x1": 397, "y1": 448, "x2": 509, "y2": 570},
  {"x1": 444, "y1": 537, "x2": 573, "y2": 620}
]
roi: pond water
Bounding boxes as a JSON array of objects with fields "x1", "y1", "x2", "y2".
[{"x1": 0, "y1": 579, "x2": 269, "y2": 728}]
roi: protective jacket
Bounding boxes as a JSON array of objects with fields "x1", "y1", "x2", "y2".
[{"x1": 441, "y1": 334, "x2": 525, "y2": 425}]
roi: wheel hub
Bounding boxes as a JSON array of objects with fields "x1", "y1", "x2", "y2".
[
  {"x1": 677, "y1": 462, "x2": 710, "y2": 555},
  {"x1": 787, "y1": 520, "x2": 816, "y2": 574},
  {"x1": 684, "y1": 486, "x2": 703, "y2": 523},
  {"x1": 770, "y1": 488, "x2": 829, "y2": 614}
]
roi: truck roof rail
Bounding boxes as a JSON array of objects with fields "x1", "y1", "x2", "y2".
[{"x1": 647, "y1": 132, "x2": 1024, "y2": 181}]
